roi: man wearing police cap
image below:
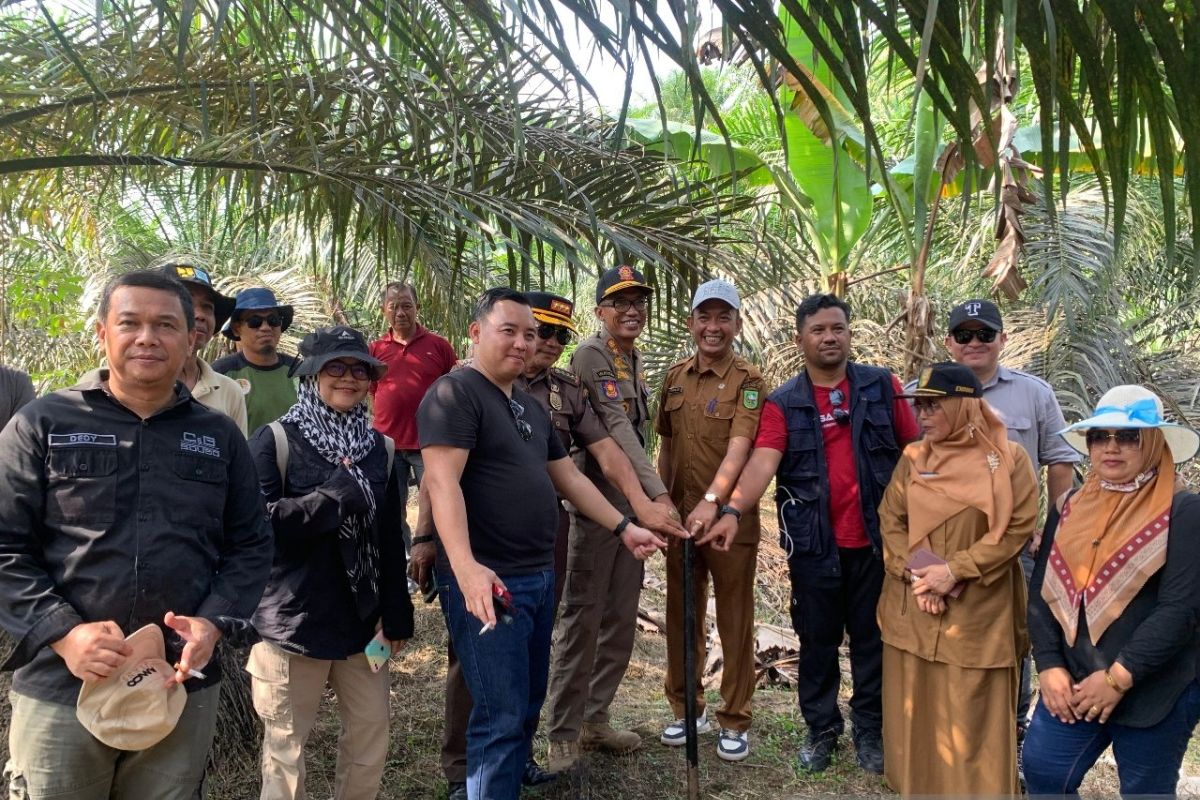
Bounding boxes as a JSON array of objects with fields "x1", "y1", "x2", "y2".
[{"x1": 544, "y1": 266, "x2": 684, "y2": 771}]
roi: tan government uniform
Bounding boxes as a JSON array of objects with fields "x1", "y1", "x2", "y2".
[
  {"x1": 656, "y1": 350, "x2": 763, "y2": 732},
  {"x1": 440, "y1": 365, "x2": 610, "y2": 784},
  {"x1": 545, "y1": 332, "x2": 668, "y2": 743},
  {"x1": 876, "y1": 443, "x2": 1036, "y2": 796}
]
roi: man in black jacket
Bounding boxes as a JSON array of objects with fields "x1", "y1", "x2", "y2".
[{"x1": 0, "y1": 270, "x2": 272, "y2": 799}]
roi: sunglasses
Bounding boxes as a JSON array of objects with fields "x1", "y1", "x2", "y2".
[
  {"x1": 829, "y1": 388, "x2": 850, "y2": 426},
  {"x1": 1085, "y1": 428, "x2": 1142, "y2": 448},
  {"x1": 321, "y1": 361, "x2": 372, "y2": 380},
  {"x1": 244, "y1": 314, "x2": 283, "y2": 329},
  {"x1": 536, "y1": 324, "x2": 572, "y2": 345},
  {"x1": 508, "y1": 398, "x2": 533, "y2": 441},
  {"x1": 951, "y1": 328, "x2": 998, "y2": 344},
  {"x1": 600, "y1": 297, "x2": 649, "y2": 313}
]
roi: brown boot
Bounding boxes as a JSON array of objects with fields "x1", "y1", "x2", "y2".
[
  {"x1": 580, "y1": 721, "x2": 641, "y2": 753},
  {"x1": 547, "y1": 739, "x2": 581, "y2": 773}
]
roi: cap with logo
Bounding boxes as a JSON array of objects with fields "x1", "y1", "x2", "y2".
[
  {"x1": 290, "y1": 325, "x2": 388, "y2": 380},
  {"x1": 158, "y1": 259, "x2": 236, "y2": 330},
  {"x1": 76, "y1": 624, "x2": 187, "y2": 751},
  {"x1": 596, "y1": 265, "x2": 652, "y2": 304},
  {"x1": 947, "y1": 298, "x2": 1003, "y2": 332},
  {"x1": 526, "y1": 291, "x2": 578, "y2": 333},
  {"x1": 690, "y1": 279, "x2": 741, "y2": 312},
  {"x1": 899, "y1": 361, "x2": 984, "y2": 399},
  {"x1": 220, "y1": 287, "x2": 296, "y2": 341}
]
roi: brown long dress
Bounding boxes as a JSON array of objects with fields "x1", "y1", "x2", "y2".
[{"x1": 876, "y1": 443, "x2": 1037, "y2": 795}]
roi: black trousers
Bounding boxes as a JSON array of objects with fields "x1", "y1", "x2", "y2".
[{"x1": 787, "y1": 546, "x2": 884, "y2": 737}]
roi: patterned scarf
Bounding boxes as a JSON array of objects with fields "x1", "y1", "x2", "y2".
[{"x1": 281, "y1": 377, "x2": 380, "y2": 619}]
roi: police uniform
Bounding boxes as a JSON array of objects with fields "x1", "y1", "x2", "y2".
[{"x1": 657, "y1": 349, "x2": 763, "y2": 734}]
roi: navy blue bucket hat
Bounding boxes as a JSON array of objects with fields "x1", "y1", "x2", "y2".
[{"x1": 221, "y1": 288, "x2": 295, "y2": 340}]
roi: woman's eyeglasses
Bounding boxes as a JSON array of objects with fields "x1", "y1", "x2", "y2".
[
  {"x1": 829, "y1": 388, "x2": 850, "y2": 426},
  {"x1": 600, "y1": 297, "x2": 649, "y2": 313},
  {"x1": 509, "y1": 398, "x2": 533, "y2": 441},
  {"x1": 913, "y1": 399, "x2": 944, "y2": 415},
  {"x1": 244, "y1": 314, "x2": 283, "y2": 329},
  {"x1": 1085, "y1": 428, "x2": 1142, "y2": 448},
  {"x1": 536, "y1": 324, "x2": 572, "y2": 345},
  {"x1": 951, "y1": 328, "x2": 998, "y2": 344},
  {"x1": 321, "y1": 361, "x2": 371, "y2": 380}
]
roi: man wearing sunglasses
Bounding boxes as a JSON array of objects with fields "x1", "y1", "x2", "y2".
[
  {"x1": 933, "y1": 298, "x2": 1080, "y2": 752},
  {"x1": 544, "y1": 265, "x2": 685, "y2": 772},
  {"x1": 213, "y1": 288, "x2": 298, "y2": 435},
  {"x1": 706, "y1": 293, "x2": 919, "y2": 775}
]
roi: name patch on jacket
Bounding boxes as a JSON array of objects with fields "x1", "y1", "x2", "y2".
[
  {"x1": 48, "y1": 433, "x2": 117, "y2": 447},
  {"x1": 181, "y1": 432, "x2": 221, "y2": 458}
]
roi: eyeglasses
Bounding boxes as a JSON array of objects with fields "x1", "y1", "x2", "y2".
[
  {"x1": 321, "y1": 361, "x2": 372, "y2": 380},
  {"x1": 829, "y1": 388, "x2": 850, "y2": 426},
  {"x1": 913, "y1": 399, "x2": 944, "y2": 415},
  {"x1": 508, "y1": 398, "x2": 533, "y2": 441},
  {"x1": 1085, "y1": 428, "x2": 1142, "y2": 448},
  {"x1": 600, "y1": 297, "x2": 649, "y2": 313},
  {"x1": 244, "y1": 314, "x2": 283, "y2": 329},
  {"x1": 536, "y1": 324, "x2": 572, "y2": 345},
  {"x1": 951, "y1": 328, "x2": 998, "y2": 344}
]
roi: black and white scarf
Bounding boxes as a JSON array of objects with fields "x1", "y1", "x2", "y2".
[{"x1": 281, "y1": 377, "x2": 380, "y2": 619}]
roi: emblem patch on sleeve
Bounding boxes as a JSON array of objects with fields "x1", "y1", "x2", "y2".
[
  {"x1": 600, "y1": 379, "x2": 621, "y2": 400},
  {"x1": 742, "y1": 389, "x2": 760, "y2": 410}
]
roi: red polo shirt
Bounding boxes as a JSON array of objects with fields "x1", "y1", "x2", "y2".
[{"x1": 369, "y1": 325, "x2": 457, "y2": 449}]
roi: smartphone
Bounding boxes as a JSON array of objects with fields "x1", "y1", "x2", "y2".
[
  {"x1": 492, "y1": 584, "x2": 515, "y2": 625},
  {"x1": 364, "y1": 630, "x2": 390, "y2": 673}
]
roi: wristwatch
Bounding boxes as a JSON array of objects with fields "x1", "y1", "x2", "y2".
[
  {"x1": 719, "y1": 504, "x2": 742, "y2": 521},
  {"x1": 703, "y1": 491, "x2": 720, "y2": 504}
]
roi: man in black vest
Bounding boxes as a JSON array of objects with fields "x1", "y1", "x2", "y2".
[{"x1": 706, "y1": 294, "x2": 919, "y2": 774}]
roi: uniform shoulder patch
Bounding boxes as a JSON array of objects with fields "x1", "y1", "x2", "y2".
[
  {"x1": 600, "y1": 379, "x2": 622, "y2": 401},
  {"x1": 550, "y1": 367, "x2": 580, "y2": 386},
  {"x1": 741, "y1": 388, "x2": 760, "y2": 410}
]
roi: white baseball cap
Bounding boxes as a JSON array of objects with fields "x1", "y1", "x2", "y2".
[{"x1": 690, "y1": 279, "x2": 741, "y2": 312}]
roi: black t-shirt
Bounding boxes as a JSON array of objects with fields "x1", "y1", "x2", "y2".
[{"x1": 417, "y1": 367, "x2": 567, "y2": 575}]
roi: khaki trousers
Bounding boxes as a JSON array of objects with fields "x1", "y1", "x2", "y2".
[
  {"x1": 247, "y1": 642, "x2": 390, "y2": 800},
  {"x1": 664, "y1": 538, "x2": 759, "y2": 732},
  {"x1": 5, "y1": 685, "x2": 219, "y2": 800},
  {"x1": 544, "y1": 506, "x2": 643, "y2": 742}
]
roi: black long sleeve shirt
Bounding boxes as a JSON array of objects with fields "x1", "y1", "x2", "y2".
[
  {"x1": 0, "y1": 375, "x2": 272, "y2": 704},
  {"x1": 1029, "y1": 490, "x2": 1200, "y2": 727}
]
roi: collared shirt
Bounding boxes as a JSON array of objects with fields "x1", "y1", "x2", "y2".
[
  {"x1": 369, "y1": 324, "x2": 457, "y2": 450},
  {"x1": 517, "y1": 366, "x2": 609, "y2": 454},
  {"x1": 656, "y1": 350, "x2": 763, "y2": 543},
  {"x1": 0, "y1": 374, "x2": 271, "y2": 704}
]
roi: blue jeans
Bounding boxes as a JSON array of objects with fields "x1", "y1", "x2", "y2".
[
  {"x1": 439, "y1": 570, "x2": 555, "y2": 800},
  {"x1": 1023, "y1": 680, "x2": 1200, "y2": 795}
]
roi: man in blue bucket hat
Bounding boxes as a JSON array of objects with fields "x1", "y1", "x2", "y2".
[{"x1": 213, "y1": 288, "x2": 298, "y2": 435}]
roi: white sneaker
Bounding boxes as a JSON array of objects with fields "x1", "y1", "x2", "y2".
[
  {"x1": 660, "y1": 711, "x2": 712, "y2": 746},
  {"x1": 716, "y1": 729, "x2": 750, "y2": 762}
]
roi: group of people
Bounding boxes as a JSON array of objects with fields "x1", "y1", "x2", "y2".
[{"x1": 0, "y1": 261, "x2": 1198, "y2": 800}]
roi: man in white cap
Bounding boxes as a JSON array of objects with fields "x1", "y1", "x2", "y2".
[{"x1": 654, "y1": 279, "x2": 763, "y2": 761}]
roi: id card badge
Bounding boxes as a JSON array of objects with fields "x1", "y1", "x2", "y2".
[{"x1": 364, "y1": 630, "x2": 390, "y2": 673}]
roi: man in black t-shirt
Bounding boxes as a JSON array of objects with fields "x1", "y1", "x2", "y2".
[{"x1": 418, "y1": 288, "x2": 672, "y2": 800}]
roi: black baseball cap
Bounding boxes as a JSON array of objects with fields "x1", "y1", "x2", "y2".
[
  {"x1": 290, "y1": 325, "x2": 388, "y2": 380},
  {"x1": 947, "y1": 299, "x2": 1003, "y2": 332},
  {"x1": 596, "y1": 265, "x2": 652, "y2": 304},
  {"x1": 900, "y1": 362, "x2": 983, "y2": 399},
  {"x1": 159, "y1": 260, "x2": 235, "y2": 330}
]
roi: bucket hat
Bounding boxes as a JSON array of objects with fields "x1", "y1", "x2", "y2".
[
  {"x1": 159, "y1": 260, "x2": 235, "y2": 330},
  {"x1": 220, "y1": 288, "x2": 295, "y2": 341},
  {"x1": 289, "y1": 325, "x2": 387, "y2": 380},
  {"x1": 1060, "y1": 384, "x2": 1200, "y2": 463}
]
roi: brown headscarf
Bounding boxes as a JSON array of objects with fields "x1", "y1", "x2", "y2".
[
  {"x1": 1040, "y1": 429, "x2": 1174, "y2": 646},
  {"x1": 903, "y1": 396, "x2": 1016, "y2": 553}
]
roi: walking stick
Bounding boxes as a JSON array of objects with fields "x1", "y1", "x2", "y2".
[{"x1": 682, "y1": 534, "x2": 700, "y2": 800}]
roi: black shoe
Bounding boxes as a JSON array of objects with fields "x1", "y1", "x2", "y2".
[
  {"x1": 798, "y1": 730, "x2": 838, "y2": 773},
  {"x1": 521, "y1": 758, "x2": 559, "y2": 788},
  {"x1": 853, "y1": 729, "x2": 884, "y2": 775},
  {"x1": 448, "y1": 781, "x2": 467, "y2": 800}
]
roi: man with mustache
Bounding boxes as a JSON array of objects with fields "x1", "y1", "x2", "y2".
[{"x1": 212, "y1": 288, "x2": 298, "y2": 435}]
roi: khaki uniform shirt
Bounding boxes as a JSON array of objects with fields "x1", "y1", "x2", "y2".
[
  {"x1": 656, "y1": 351, "x2": 764, "y2": 544},
  {"x1": 570, "y1": 333, "x2": 667, "y2": 500},
  {"x1": 516, "y1": 366, "x2": 609, "y2": 454}
]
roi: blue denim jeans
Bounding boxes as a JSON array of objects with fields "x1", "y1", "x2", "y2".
[
  {"x1": 1023, "y1": 680, "x2": 1200, "y2": 795},
  {"x1": 440, "y1": 570, "x2": 555, "y2": 800}
]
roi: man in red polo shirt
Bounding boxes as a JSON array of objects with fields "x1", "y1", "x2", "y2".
[{"x1": 370, "y1": 282, "x2": 458, "y2": 563}]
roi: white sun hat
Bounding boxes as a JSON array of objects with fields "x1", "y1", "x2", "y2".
[{"x1": 1059, "y1": 384, "x2": 1200, "y2": 463}]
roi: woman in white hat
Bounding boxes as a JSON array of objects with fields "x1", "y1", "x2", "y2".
[{"x1": 1024, "y1": 385, "x2": 1200, "y2": 795}]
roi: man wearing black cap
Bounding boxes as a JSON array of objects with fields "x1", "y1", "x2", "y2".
[
  {"x1": 212, "y1": 287, "x2": 299, "y2": 435},
  {"x1": 543, "y1": 266, "x2": 684, "y2": 770},
  {"x1": 935, "y1": 298, "x2": 1079, "y2": 746}
]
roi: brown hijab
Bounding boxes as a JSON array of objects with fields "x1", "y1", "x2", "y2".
[
  {"x1": 1040, "y1": 429, "x2": 1174, "y2": 646},
  {"x1": 903, "y1": 396, "x2": 1016, "y2": 553}
]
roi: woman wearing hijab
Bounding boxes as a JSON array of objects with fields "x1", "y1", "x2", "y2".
[
  {"x1": 247, "y1": 325, "x2": 414, "y2": 800},
  {"x1": 1023, "y1": 385, "x2": 1200, "y2": 795},
  {"x1": 876, "y1": 362, "x2": 1038, "y2": 795}
]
